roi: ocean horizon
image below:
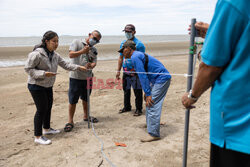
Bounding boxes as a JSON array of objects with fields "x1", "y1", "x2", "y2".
[{"x1": 0, "y1": 35, "x2": 189, "y2": 47}]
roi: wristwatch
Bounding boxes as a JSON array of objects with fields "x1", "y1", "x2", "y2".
[{"x1": 188, "y1": 90, "x2": 198, "y2": 101}]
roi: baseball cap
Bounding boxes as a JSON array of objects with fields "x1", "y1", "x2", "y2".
[
  {"x1": 118, "y1": 40, "x2": 136, "y2": 53},
  {"x1": 122, "y1": 24, "x2": 136, "y2": 32}
]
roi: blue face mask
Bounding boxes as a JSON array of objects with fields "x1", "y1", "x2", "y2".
[
  {"x1": 89, "y1": 38, "x2": 98, "y2": 46},
  {"x1": 125, "y1": 32, "x2": 133, "y2": 39}
]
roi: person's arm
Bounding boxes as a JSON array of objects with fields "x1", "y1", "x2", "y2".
[
  {"x1": 132, "y1": 55, "x2": 153, "y2": 107},
  {"x1": 132, "y1": 55, "x2": 151, "y2": 96},
  {"x1": 69, "y1": 45, "x2": 89, "y2": 58},
  {"x1": 116, "y1": 41, "x2": 126, "y2": 79},
  {"x1": 24, "y1": 52, "x2": 57, "y2": 78},
  {"x1": 57, "y1": 55, "x2": 86, "y2": 71},
  {"x1": 183, "y1": 0, "x2": 246, "y2": 109},
  {"x1": 116, "y1": 56, "x2": 123, "y2": 80},
  {"x1": 182, "y1": 62, "x2": 223, "y2": 108},
  {"x1": 24, "y1": 52, "x2": 46, "y2": 79}
]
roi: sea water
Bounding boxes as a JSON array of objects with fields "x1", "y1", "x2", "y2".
[{"x1": 0, "y1": 35, "x2": 189, "y2": 67}]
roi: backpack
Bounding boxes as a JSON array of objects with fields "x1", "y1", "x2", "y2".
[{"x1": 144, "y1": 53, "x2": 149, "y2": 73}]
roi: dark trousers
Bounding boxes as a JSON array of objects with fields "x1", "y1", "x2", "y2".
[
  {"x1": 123, "y1": 73, "x2": 143, "y2": 110},
  {"x1": 210, "y1": 143, "x2": 250, "y2": 167},
  {"x1": 29, "y1": 88, "x2": 53, "y2": 136}
]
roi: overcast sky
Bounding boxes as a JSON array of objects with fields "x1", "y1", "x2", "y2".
[{"x1": 0, "y1": 0, "x2": 217, "y2": 37}]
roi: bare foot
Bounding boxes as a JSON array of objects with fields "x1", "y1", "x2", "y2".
[
  {"x1": 160, "y1": 122, "x2": 166, "y2": 126},
  {"x1": 141, "y1": 134, "x2": 161, "y2": 142}
]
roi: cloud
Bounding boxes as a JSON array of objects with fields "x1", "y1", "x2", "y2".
[{"x1": 0, "y1": 0, "x2": 217, "y2": 36}]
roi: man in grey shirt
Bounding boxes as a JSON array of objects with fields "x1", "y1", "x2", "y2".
[{"x1": 64, "y1": 30, "x2": 102, "y2": 132}]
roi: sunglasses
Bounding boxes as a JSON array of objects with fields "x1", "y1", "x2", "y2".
[
  {"x1": 93, "y1": 37, "x2": 100, "y2": 43},
  {"x1": 90, "y1": 33, "x2": 100, "y2": 43}
]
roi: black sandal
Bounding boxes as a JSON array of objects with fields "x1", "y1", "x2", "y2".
[
  {"x1": 119, "y1": 108, "x2": 131, "y2": 114},
  {"x1": 64, "y1": 123, "x2": 74, "y2": 132},
  {"x1": 84, "y1": 116, "x2": 99, "y2": 123},
  {"x1": 134, "y1": 110, "x2": 142, "y2": 116}
]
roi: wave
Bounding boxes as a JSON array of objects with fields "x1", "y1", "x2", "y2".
[
  {"x1": 0, "y1": 51, "x2": 188, "y2": 68},
  {"x1": 0, "y1": 60, "x2": 27, "y2": 67}
]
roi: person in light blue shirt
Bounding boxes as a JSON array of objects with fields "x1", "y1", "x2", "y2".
[
  {"x1": 116, "y1": 24, "x2": 145, "y2": 116},
  {"x1": 118, "y1": 40, "x2": 171, "y2": 142},
  {"x1": 182, "y1": 0, "x2": 250, "y2": 166}
]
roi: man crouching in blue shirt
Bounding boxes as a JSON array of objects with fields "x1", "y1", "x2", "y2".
[{"x1": 118, "y1": 40, "x2": 171, "y2": 142}]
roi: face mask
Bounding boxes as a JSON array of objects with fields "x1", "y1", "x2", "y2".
[
  {"x1": 125, "y1": 32, "x2": 133, "y2": 39},
  {"x1": 89, "y1": 38, "x2": 98, "y2": 46}
]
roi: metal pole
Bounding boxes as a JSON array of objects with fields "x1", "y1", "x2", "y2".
[
  {"x1": 182, "y1": 18, "x2": 196, "y2": 167},
  {"x1": 87, "y1": 71, "x2": 91, "y2": 129}
]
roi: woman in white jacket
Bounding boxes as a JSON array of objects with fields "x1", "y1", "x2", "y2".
[{"x1": 25, "y1": 31, "x2": 86, "y2": 145}]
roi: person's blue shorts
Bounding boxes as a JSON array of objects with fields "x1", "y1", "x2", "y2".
[{"x1": 68, "y1": 78, "x2": 92, "y2": 104}]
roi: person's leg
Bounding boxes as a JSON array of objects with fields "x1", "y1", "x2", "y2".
[
  {"x1": 41, "y1": 88, "x2": 61, "y2": 135},
  {"x1": 81, "y1": 80, "x2": 94, "y2": 120},
  {"x1": 146, "y1": 96, "x2": 164, "y2": 138},
  {"x1": 64, "y1": 103, "x2": 76, "y2": 132},
  {"x1": 29, "y1": 90, "x2": 48, "y2": 138},
  {"x1": 141, "y1": 100, "x2": 161, "y2": 142},
  {"x1": 82, "y1": 100, "x2": 88, "y2": 119},
  {"x1": 146, "y1": 80, "x2": 171, "y2": 137},
  {"x1": 122, "y1": 74, "x2": 132, "y2": 111},
  {"x1": 68, "y1": 104, "x2": 76, "y2": 124},
  {"x1": 132, "y1": 75, "x2": 143, "y2": 112},
  {"x1": 67, "y1": 78, "x2": 81, "y2": 124},
  {"x1": 43, "y1": 88, "x2": 53, "y2": 130},
  {"x1": 210, "y1": 143, "x2": 250, "y2": 167}
]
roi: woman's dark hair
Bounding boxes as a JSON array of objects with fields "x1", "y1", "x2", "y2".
[{"x1": 33, "y1": 30, "x2": 58, "y2": 51}]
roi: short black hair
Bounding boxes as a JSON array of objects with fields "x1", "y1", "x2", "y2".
[{"x1": 93, "y1": 30, "x2": 102, "y2": 38}]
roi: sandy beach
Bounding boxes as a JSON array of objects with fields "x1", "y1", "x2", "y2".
[{"x1": 0, "y1": 42, "x2": 210, "y2": 167}]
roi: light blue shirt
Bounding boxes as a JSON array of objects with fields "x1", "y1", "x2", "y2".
[
  {"x1": 131, "y1": 51, "x2": 171, "y2": 96},
  {"x1": 201, "y1": 0, "x2": 250, "y2": 154}
]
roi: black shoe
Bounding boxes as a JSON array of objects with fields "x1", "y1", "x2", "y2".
[
  {"x1": 119, "y1": 108, "x2": 131, "y2": 114},
  {"x1": 134, "y1": 109, "x2": 142, "y2": 116}
]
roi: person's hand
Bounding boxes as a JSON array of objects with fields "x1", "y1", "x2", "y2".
[
  {"x1": 197, "y1": 50, "x2": 202, "y2": 61},
  {"x1": 188, "y1": 21, "x2": 209, "y2": 38},
  {"x1": 86, "y1": 63, "x2": 92, "y2": 69},
  {"x1": 182, "y1": 92, "x2": 196, "y2": 109},
  {"x1": 79, "y1": 66, "x2": 87, "y2": 71},
  {"x1": 146, "y1": 96, "x2": 154, "y2": 107},
  {"x1": 144, "y1": 94, "x2": 146, "y2": 102},
  {"x1": 45, "y1": 72, "x2": 56, "y2": 77},
  {"x1": 116, "y1": 71, "x2": 120, "y2": 80},
  {"x1": 81, "y1": 45, "x2": 90, "y2": 54},
  {"x1": 89, "y1": 63, "x2": 96, "y2": 69},
  {"x1": 195, "y1": 22, "x2": 209, "y2": 38}
]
